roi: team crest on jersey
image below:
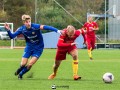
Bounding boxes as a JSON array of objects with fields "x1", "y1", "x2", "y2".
[{"x1": 32, "y1": 32, "x2": 35, "y2": 34}]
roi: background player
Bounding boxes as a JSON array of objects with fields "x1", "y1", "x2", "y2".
[
  {"x1": 48, "y1": 25, "x2": 86, "y2": 80},
  {"x1": 83, "y1": 16, "x2": 99, "y2": 60},
  {"x1": 4, "y1": 14, "x2": 61, "y2": 79}
]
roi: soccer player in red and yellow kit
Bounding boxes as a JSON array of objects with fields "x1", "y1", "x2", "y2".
[
  {"x1": 83, "y1": 16, "x2": 99, "y2": 60},
  {"x1": 48, "y1": 25, "x2": 86, "y2": 80}
]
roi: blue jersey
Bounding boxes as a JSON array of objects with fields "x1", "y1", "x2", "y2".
[
  {"x1": 9, "y1": 23, "x2": 44, "y2": 58},
  {"x1": 7, "y1": 23, "x2": 58, "y2": 58},
  {"x1": 18, "y1": 24, "x2": 43, "y2": 45},
  {"x1": 16, "y1": 23, "x2": 44, "y2": 47}
]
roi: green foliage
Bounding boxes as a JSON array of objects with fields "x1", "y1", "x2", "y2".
[
  {"x1": 54, "y1": 0, "x2": 70, "y2": 7},
  {"x1": 96, "y1": 20, "x2": 106, "y2": 34},
  {"x1": 38, "y1": 7, "x2": 71, "y2": 29},
  {"x1": 40, "y1": 0, "x2": 49, "y2": 3},
  {"x1": 15, "y1": 39, "x2": 26, "y2": 46},
  {"x1": 0, "y1": 40, "x2": 11, "y2": 46},
  {"x1": 0, "y1": 0, "x2": 108, "y2": 33},
  {"x1": 4, "y1": 0, "x2": 34, "y2": 30},
  {"x1": 100, "y1": 0, "x2": 109, "y2": 13},
  {"x1": 0, "y1": 39, "x2": 25, "y2": 46},
  {"x1": 0, "y1": 10, "x2": 7, "y2": 22}
]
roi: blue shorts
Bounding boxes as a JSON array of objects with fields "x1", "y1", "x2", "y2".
[{"x1": 22, "y1": 45, "x2": 44, "y2": 59}]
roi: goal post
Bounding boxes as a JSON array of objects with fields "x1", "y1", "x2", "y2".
[
  {"x1": 113, "y1": 5, "x2": 116, "y2": 17},
  {"x1": 0, "y1": 23, "x2": 14, "y2": 49}
]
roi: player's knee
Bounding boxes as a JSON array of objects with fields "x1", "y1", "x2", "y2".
[
  {"x1": 21, "y1": 65, "x2": 26, "y2": 67},
  {"x1": 27, "y1": 64, "x2": 33, "y2": 70},
  {"x1": 21, "y1": 62, "x2": 27, "y2": 66},
  {"x1": 54, "y1": 63, "x2": 60, "y2": 69},
  {"x1": 55, "y1": 64, "x2": 59, "y2": 68},
  {"x1": 72, "y1": 54, "x2": 78, "y2": 60}
]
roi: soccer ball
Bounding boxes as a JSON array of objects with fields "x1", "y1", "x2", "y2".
[{"x1": 103, "y1": 72, "x2": 114, "y2": 83}]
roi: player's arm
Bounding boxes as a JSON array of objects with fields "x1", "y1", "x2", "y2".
[
  {"x1": 40, "y1": 25, "x2": 61, "y2": 34},
  {"x1": 57, "y1": 36, "x2": 76, "y2": 47},
  {"x1": 78, "y1": 28, "x2": 86, "y2": 44},
  {"x1": 93, "y1": 27, "x2": 99, "y2": 31},
  {"x1": 57, "y1": 38, "x2": 71, "y2": 47},
  {"x1": 92, "y1": 22, "x2": 99, "y2": 31},
  {"x1": 78, "y1": 28, "x2": 87, "y2": 34},
  {"x1": 4, "y1": 23, "x2": 21, "y2": 39},
  {"x1": 92, "y1": 25, "x2": 99, "y2": 31}
]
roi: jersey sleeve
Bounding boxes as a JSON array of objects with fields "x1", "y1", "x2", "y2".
[
  {"x1": 57, "y1": 35, "x2": 71, "y2": 47},
  {"x1": 76, "y1": 29, "x2": 86, "y2": 43},
  {"x1": 81, "y1": 29, "x2": 86, "y2": 43},
  {"x1": 7, "y1": 27, "x2": 22, "y2": 39},
  {"x1": 76, "y1": 30, "x2": 81, "y2": 36},
  {"x1": 43, "y1": 25, "x2": 58, "y2": 32}
]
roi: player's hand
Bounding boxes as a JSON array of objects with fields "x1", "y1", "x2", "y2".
[
  {"x1": 83, "y1": 41, "x2": 85, "y2": 45},
  {"x1": 83, "y1": 41, "x2": 87, "y2": 45},
  {"x1": 71, "y1": 42, "x2": 78, "y2": 46},
  {"x1": 4, "y1": 22, "x2": 10, "y2": 31},
  {"x1": 82, "y1": 29, "x2": 87, "y2": 33},
  {"x1": 79, "y1": 29, "x2": 87, "y2": 34},
  {"x1": 57, "y1": 30, "x2": 62, "y2": 35}
]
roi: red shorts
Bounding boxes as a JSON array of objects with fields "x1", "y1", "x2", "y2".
[
  {"x1": 55, "y1": 45, "x2": 77, "y2": 60},
  {"x1": 86, "y1": 37, "x2": 95, "y2": 50}
]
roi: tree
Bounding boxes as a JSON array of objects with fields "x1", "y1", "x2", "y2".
[
  {"x1": 4, "y1": 0, "x2": 34, "y2": 30},
  {"x1": 100, "y1": 0, "x2": 109, "y2": 13},
  {"x1": 0, "y1": 0, "x2": 105, "y2": 33},
  {"x1": 54, "y1": 0, "x2": 70, "y2": 7}
]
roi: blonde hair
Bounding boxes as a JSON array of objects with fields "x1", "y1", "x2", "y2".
[
  {"x1": 21, "y1": 14, "x2": 31, "y2": 21},
  {"x1": 66, "y1": 25, "x2": 75, "y2": 33}
]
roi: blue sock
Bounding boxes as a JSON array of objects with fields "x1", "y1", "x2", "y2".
[
  {"x1": 16, "y1": 66, "x2": 25, "y2": 74},
  {"x1": 19, "y1": 67, "x2": 29, "y2": 77}
]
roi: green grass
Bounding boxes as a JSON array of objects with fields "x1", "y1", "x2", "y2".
[{"x1": 0, "y1": 49, "x2": 120, "y2": 90}]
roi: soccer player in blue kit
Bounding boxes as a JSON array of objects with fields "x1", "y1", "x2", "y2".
[{"x1": 4, "y1": 14, "x2": 61, "y2": 79}]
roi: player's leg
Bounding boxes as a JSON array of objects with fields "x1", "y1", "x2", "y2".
[
  {"x1": 48, "y1": 48, "x2": 66, "y2": 79},
  {"x1": 48, "y1": 60, "x2": 62, "y2": 79},
  {"x1": 69, "y1": 48, "x2": 81, "y2": 80},
  {"x1": 15, "y1": 47, "x2": 32, "y2": 76},
  {"x1": 15, "y1": 58, "x2": 28, "y2": 76},
  {"x1": 86, "y1": 38, "x2": 93, "y2": 60},
  {"x1": 89, "y1": 37, "x2": 95, "y2": 60},
  {"x1": 53, "y1": 60, "x2": 62, "y2": 75},
  {"x1": 18, "y1": 48, "x2": 43, "y2": 79},
  {"x1": 18, "y1": 57, "x2": 38, "y2": 79},
  {"x1": 91, "y1": 37, "x2": 95, "y2": 51}
]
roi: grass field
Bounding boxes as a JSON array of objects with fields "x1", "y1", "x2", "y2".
[{"x1": 0, "y1": 49, "x2": 120, "y2": 90}]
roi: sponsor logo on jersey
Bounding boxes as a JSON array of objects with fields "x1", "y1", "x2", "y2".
[{"x1": 32, "y1": 32, "x2": 35, "y2": 34}]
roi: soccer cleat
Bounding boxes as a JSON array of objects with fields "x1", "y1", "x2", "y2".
[
  {"x1": 14, "y1": 68, "x2": 23, "y2": 76},
  {"x1": 18, "y1": 75, "x2": 23, "y2": 80},
  {"x1": 48, "y1": 73, "x2": 56, "y2": 80},
  {"x1": 90, "y1": 57, "x2": 93, "y2": 60},
  {"x1": 15, "y1": 71, "x2": 18, "y2": 76},
  {"x1": 73, "y1": 75, "x2": 81, "y2": 80}
]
